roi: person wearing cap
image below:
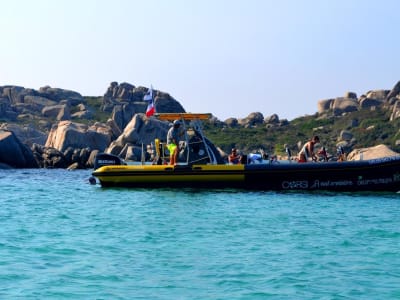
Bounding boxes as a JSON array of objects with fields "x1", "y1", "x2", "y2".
[
  {"x1": 167, "y1": 120, "x2": 182, "y2": 165},
  {"x1": 228, "y1": 148, "x2": 241, "y2": 164},
  {"x1": 298, "y1": 135, "x2": 320, "y2": 163}
]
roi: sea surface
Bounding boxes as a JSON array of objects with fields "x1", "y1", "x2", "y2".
[{"x1": 1, "y1": 169, "x2": 400, "y2": 299}]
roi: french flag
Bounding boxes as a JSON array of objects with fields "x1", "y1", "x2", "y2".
[{"x1": 144, "y1": 86, "x2": 155, "y2": 117}]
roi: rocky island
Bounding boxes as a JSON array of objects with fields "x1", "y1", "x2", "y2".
[{"x1": 1, "y1": 80, "x2": 400, "y2": 169}]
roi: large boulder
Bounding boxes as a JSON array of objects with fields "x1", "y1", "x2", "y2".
[
  {"x1": 42, "y1": 104, "x2": 70, "y2": 120},
  {"x1": 45, "y1": 121, "x2": 113, "y2": 152},
  {"x1": 317, "y1": 98, "x2": 334, "y2": 114},
  {"x1": 153, "y1": 92, "x2": 186, "y2": 114},
  {"x1": 224, "y1": 117, "x2": 238, "y2": 127},
  {"x1": 264, "y1": 113, "x2": 280, "y2": 125},
  {"x1": 0, "y1": 130, "x2": 38, "y2": 168},
  {"x1": 106, "y1": 114, "x2": 169, "y2": 157},
  {"x1": 238, "y1": 112, "x2": 264, "y2": 127},
  {"x1": 0, "y1": 123, "x2": 47, "y2": 146},
  {"x1": 365, "y1": 90, "x2": 389, "y2": 101},
  {"x1": 347, "y1": 144, "x2": 399, "y2": 161},
  {"x1": 24, "y1": 95, "x2": 58, "y2": 111},
  {"x1": 359, "y1": 98, "x2": 384, "y2": 109},
  {"x1": 332, "y1": 97, "x2": 359, "y2": 116},
  {"x1": 344, "y1": 91, "x2": 357, "y2": 99}
]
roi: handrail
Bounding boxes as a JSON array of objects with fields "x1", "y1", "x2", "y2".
[{"x1": 155, "y1": 113, "x2": 211, "y2": 121}]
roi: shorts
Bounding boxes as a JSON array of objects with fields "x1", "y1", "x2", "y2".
[{"x1": 167, "y1": 143, "x2": 177, "y2": 154}]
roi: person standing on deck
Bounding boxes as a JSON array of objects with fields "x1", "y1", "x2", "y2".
[
  {"x1": 298, "y1": 136, "x2": 320, "y2": 163},
  {"x1": 167, "y1": 120, "x2": 182, "y2": 165}
]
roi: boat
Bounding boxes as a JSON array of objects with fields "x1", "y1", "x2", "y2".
[{"x1": 92, "y1": 113, "x2": 400, "y2": 192}]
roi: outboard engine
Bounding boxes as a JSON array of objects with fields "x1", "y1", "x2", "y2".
[{"x1": 93, "y1": 153, "x2": 124, "y2": 170}]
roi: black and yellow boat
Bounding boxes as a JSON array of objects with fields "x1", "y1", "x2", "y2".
[{"x1": 92, "y1": 113, "x2": 400, "y2": 192}]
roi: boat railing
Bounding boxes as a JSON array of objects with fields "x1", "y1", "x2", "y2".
[{"x1": 153, "y1": 113, "x2": 216, "y2": 166}]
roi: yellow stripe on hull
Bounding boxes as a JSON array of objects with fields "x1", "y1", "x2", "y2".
[
  {"x1": 97, "y1": 174, "x2": 245, "y2": 184},
  {"x1": 93, "y1": 164, "x2": 245, "y2": 184}
]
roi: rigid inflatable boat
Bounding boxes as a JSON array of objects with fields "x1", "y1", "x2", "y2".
[{"x1": 92, "y1": 113, "x2": 400, "y2": 192}]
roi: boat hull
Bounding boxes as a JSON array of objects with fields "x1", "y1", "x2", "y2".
[{"x1": 92, "y1": 156, "x2": 400, "y2": 192}]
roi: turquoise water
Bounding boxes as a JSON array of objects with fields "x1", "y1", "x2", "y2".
[{"x1": 1, "y1": 169, "x2": 400, "y2": 299}]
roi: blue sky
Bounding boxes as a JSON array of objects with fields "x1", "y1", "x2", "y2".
[{"x1": 1, "y1": 0, "x2": 399, "y2": 121}]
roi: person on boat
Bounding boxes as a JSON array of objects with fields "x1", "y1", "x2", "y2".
[
  {"x1": 167, "y1": 120, "x2": 183, "y2": 165},
  {"x1": 317, "y1": 146, "x2": 329, "y2": 162},
  {"x1": 228, "y1": 148, "x2": 242, "y2": 164},
  {"x1": 248, "y1": 152, "x2": 268, "y2": 164},
  {"x1": 298, "y1": 135, "x2": 320, "y2": 163},
  {"x1": 337, "y1": 145, "x2": 346, "y2": 162}
]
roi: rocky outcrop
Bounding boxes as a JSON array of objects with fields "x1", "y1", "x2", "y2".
[
  {"x1": 38, "y1": 86, "x2": 84, "y2": 105},
  {"x1": 223, "y1": 112, "x2": 287, "y2": 128},
  {"x1": 31, "y1": 144, "x2": 97, "y2": 169},
  {"x1": 0, "y1": 85, "x2": 84, "y2": 122},
  {"x1": 318, "y1": 89, "x2": 393, "y2": 117},
  {"x1": 0, "y1": 130, "x2": 38, "y2": 168},
  {"x1": 103, "y1": 82, "x2": 137, "y2": 102},
  {"x1": 45, "y1": 121, "x2": 114, "y2": 152},
  {"x1": 347, "y1": 144, "x2": 399, "y2": 161},
  {"x1": 102, "y1": 82, "x2": 186, "y2": 123},
  {"x1": 319, "y1": 95, "x2": 363, "y2": 116}
]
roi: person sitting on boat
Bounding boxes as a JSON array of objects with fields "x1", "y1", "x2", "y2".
[
  {"x1": 317, "y1": 146, "x2": 329, "y2": 162},
  {"x1": 298, "y1": 135, "x2": 320, "y2": 163},
  {"x1": 248, "y1": 152, "x2": 268, "y2": 164},
  {"x1": 337, "y1": 145, "x2": 346, "y2": 162},
  {"x1": 167, "y1": 120, "x2": 183, "y2": 165},
  {"x1": 228, "y1": 148, "x2": 242, "y2": 164}
]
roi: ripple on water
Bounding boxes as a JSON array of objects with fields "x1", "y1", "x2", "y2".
[{"x1": 0, "y1": 169, "x2": 400, "y2": 299}]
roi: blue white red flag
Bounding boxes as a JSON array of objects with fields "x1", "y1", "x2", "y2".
[{"x1": 144, "y1": 85, "x2": 155, "y2": 117}]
